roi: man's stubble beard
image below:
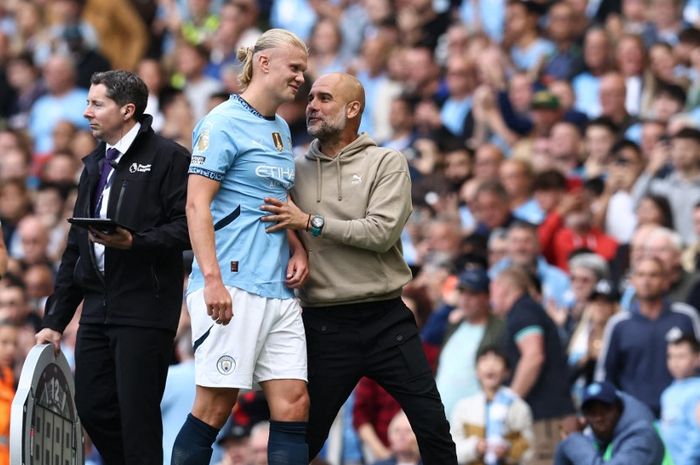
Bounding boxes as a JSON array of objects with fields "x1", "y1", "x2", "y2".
[{"x1": 307, "y1": 105, "x2": 347, "y2": 140}]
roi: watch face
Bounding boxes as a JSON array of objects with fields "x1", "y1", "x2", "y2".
[{"x1": 311, "y1": 216, "x2": 324, "y2": 228}]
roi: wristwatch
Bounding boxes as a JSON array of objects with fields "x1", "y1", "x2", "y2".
[{"x1": 310, "y1": 215, "x2": 325, "y2": 237}]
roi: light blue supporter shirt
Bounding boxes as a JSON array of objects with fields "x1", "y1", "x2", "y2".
[
  {"x1": 435, "y1": 322, "x2": 485, "y2": 419},
  {"x1": 187, "y1": 94, "x2": 295, "y2": 299},
  {"x1": 660, "y1": 376, "x2": 700, "y2": 465}
]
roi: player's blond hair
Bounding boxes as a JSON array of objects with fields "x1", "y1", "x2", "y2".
[{"x1": 237, "y1": 29, "x2": 308, "y2": 90}]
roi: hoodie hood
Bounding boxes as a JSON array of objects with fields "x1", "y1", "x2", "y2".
[
  {"x1": 613, "y1": 392, "x2": 656, "y2": 437},
  {"x1": 306, "y1": 132, "x2": 376, "y2": 202}
]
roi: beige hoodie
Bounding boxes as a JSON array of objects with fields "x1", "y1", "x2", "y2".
[{"x1": 292, "y1": 133, "x2": 413, "y2": 307}]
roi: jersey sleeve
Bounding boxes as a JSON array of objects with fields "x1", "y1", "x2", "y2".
[
  {"x1": 508, "y1": 303, "x2": 543, "y2": 344},
  {"x1": 189, "y1": 118, "x2": 237, "y2": 181}
]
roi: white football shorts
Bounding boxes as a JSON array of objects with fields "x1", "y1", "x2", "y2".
[{"x1": 187, "y1": 286, "x2": 307, "y2": 389}]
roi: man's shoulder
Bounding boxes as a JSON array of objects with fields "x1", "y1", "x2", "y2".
[
  {"x1": 606, "y1": 311, "x2": 634, "y2": 333},
  {"x1": 508, "y1": 296, "x2": 545, "y2": 326},
  {"x1": 151, "y1": 134, "x2": 191, "y2": 159}
]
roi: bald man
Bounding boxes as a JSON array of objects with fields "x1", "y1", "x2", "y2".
[{"x1": 262, "y1": 73, "x2": 457, "y2": 465}]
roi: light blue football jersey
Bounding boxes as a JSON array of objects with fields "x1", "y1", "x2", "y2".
[{"x1": 187, "y1": 94, "x2": 295, "y2": 299}]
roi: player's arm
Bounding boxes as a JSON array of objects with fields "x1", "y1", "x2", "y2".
[
  {"x1": 285, "y1": 229, "x2": 309, "y2": 288},
  {"x1": 186, "y1": 174, "x2": 232, "y2": 324}
]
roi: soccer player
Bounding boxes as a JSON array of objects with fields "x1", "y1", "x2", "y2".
[{"x1": 171, "y1": 29, "x2": 310, "y2": 465}]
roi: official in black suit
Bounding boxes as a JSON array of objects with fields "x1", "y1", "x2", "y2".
[{"x1": 36, "y1": 70, "x2": 191, "y2": 465}]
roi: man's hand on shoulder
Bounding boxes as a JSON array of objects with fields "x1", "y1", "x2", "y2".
[
  {"x1": 36, "y1": 328, "x2": 62, "y2": 353},
  {"x1": 89, "y1": 227, "x2": 133, "y2": 249}
]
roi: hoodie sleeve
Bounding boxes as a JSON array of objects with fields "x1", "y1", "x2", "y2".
[
  {"x1": 558, "y1": 426, "x2": 664, "y2": 465},
  {"x1": 321, "y1": 151, "x2": 412, "y2": 253}
]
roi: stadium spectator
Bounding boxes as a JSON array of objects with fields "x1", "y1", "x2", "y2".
[
  {"x1": 491, "y1": 221, "x2": 574, "y2": 309},
  {"x1": 542, "y1": 1, "x2": 583, "y2": 82},
  {"x1": 369, "y1": 411, "x2": 421, "y2": 465},
  {"x1": 660, "y1": 334, "x2": 700, "y2": 465},
  {"x1": 490, "y1": 267, "x2": 576, "y2": 465},
  {"x1": 499, "y1": 158, "x2": 544, "y2": 225},
  {"x1": 27, "y1": 54, "x2": 89, "y2": 154},
  {"x1": 633, "y1": 127, "x2": 700, "y2": 245},
  {"x1": 472, "y1": 181, "x2": 516, "y2": 239},
  {"x1": 582, "y1": 117, "x2": 618, "y2": 180},
  {"x1": 595, "y1": 140, "x2": 645, "y2": 245},
  {"x1": 596, "y1": 256, "x2": 700, "y2": 416},
  {"x1": 450, "y1": 346, "x2": 533, "y2": 465},
  {"x1": 554, "y1": 381, "x2": 665, "y2": 465},
  {"x1": 435, "y1": 268, "x2": 505, "y2": 419}
]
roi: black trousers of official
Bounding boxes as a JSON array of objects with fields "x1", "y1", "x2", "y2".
[
  {"x1": 74, "y1": 323, "x2": 174, "y2": 465},
  {"x1": 303, "y1": 298, "x2": 457, "y2": 465}
]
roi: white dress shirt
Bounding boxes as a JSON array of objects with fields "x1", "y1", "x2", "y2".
[{"x1": 94, "y1": 122, "x2": 141, "y2": 272}]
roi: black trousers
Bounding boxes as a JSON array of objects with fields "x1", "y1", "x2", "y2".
[
  {"x1": 74, "y1": 323, "x2": 174, "y2": 465},
  {"x1": 303, "y1": 298, "x2": 457, "y2": 465}
]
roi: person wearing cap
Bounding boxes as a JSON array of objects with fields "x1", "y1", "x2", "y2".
[
  {"x1": 530, "y1": 90, "x2": 563, "y2": 138},
  {"x1": 595, "y1": 256, "x2": 700, "y2": 417},
  {"x1": 554, "y1": 381, "x2": 665, "y2": 465},
  {"x1": 435, "y1": 267, "x2": 506, "y2": 419}
]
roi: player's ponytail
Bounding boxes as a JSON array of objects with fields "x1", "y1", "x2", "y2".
[
  {"x1": 237, "y1": 28, "x2": 308, "y2": 91},
  {"x1": 237, "y1": 46, "x2": 255, "y2": 89}
]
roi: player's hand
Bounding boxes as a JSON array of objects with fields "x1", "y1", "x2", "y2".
[
  {"x1": 260, "y1": 197, "x2": 308, "y2": 232},
  {"x1": 89, "y1": 227, "x2": 133, "y2": 249},
  {"x1": 36, "y1": 328, "x2": 62, "y2": 353},
  {"x1": 286, "y1": 248, "x2": 309, "y2": 289},
  {"x1": 204, "y1": 279, "x2": 233, "y2": 325}
]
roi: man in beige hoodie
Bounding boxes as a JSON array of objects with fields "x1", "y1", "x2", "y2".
[{"x1": 261, "y1": 72, "x2": 457, "y2": 465}]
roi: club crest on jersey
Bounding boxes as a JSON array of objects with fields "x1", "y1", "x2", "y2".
[
  {"x1": 272, "y1": 132, "x2": 284, "y2": 151},
  {"x1": 216, "y1": 355, "x2": 236, "y2": 375}
]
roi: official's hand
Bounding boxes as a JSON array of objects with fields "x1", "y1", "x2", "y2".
[
  {"x1": 286, "y1": 248, "x2": 309, "y2": 289},
  {"x1": 36, "y1": 328, "x2": 62, "y2": 354},
  {"x1": 260, "y1": 198, "x2": 308, "y2": 233},
  {"x1": 89, "y1": 227, "x2": 133, "y2": 249},
  {"x1": 204, "y1": 279, "x2": 233, "y2": 325}
]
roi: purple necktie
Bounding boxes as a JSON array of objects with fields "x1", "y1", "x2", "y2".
[{"x1": 93, "y1": 148, "x2": 120, "y2": 216}]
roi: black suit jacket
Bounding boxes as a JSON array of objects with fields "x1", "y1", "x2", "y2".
[{"x1": 43, "y1": 115, "x2": 191, "y2": 333}]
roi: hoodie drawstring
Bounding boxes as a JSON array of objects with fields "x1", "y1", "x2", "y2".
[
  {"x1": 314, "y1": 153, "x2": 343, "y2": 202},
  {"x1": 315, "y1": 156, "x2": 321, "y2": 203},
  {"x1": 336, "y1": 155, "x2": 342, "y2": 201}
]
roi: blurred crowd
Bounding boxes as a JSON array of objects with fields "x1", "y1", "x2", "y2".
[{"x1": 3, "y1": 0, "x2": 700, "y2": 464}]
